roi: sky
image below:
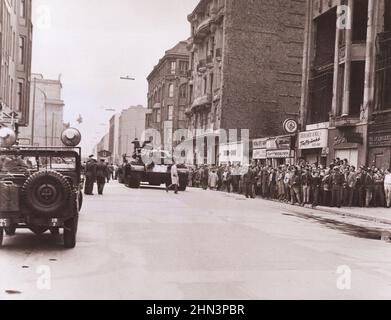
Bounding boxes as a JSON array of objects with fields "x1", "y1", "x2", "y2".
[{"x1": 31, "y1": 0, "x2": 199, "y2": 154}]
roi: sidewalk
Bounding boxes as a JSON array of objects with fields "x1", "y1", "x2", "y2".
[
  {"x1": 215, "y1": 188, "x2": 391, "y2": 226},
  {"x1": 313, "y1": 205, "x2": 391, "y2": 226}
]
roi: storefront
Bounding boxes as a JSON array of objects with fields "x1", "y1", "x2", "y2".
[
  {"x1": 298, "y1": 128, "x2": 329, "y2": 166},
  {"x1": 368, "y1": 130, "x2": 391, "y2": 170},
  {"x1": 252, "y1": 138, "x2": 267, "y2": 164},
  {"x1": 266, "y1": 135, "x2": 295, "y2": 166},
  {"x1": 328, "y1": 127, "x2": 364, "y2": 168}
]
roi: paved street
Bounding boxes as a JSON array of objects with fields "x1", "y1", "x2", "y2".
[{"x1": 1, "y1": 181, "x2": 391, "y2": 300}]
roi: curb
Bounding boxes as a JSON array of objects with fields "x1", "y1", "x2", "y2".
[{"x1": 308, "y1": 206, "x2": 391, "y2": 226}]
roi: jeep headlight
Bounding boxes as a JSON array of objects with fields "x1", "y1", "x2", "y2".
[
  {"x1": 0, "y1": 128, "x2": 17, "y2": 147},
  {"x1": 61, "y1": 128, "x2": 81, "y2": 147}
]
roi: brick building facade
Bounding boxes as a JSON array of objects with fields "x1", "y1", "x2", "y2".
[
  {"x1": 186, "y1": 0, "x2": 305, "y2": 165},
  {"x1": 146, "y1": 41, "x2": 190, "y2": 152}
]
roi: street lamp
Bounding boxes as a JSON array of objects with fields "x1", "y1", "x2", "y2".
[{"x1": 120, "y1": 76, "x2": 136, "y2": 81}]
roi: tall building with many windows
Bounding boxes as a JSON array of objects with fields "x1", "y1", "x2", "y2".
[
  {"x1": 299, "y1": 0, "x2": 391, "y2": 169},
  {"x1": 185, "y1": 0, "x2": 305, "y2": 164},
  {"x1": 146, "y1": 41, "x2": 190, "y2": 151},
  {"x1": 0, "y1": 0, "x2": 33, "y2": 128}
]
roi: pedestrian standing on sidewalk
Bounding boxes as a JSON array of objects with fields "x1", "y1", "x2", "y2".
[
  {"x1": 311, "y1": 171, "x2": 322, "y2": 208},
  {"x1": 84, "y1": 155, "x2": 97, "y2": 195},
  {"x1": 166, "y1": 160, "x2": 179, "y2": 194},
  {"x1": 331, "y1": 167, "x2": 344, "y2": 208},
  {"x1": 364, "y1": 169, "x2": 375, "y2": 207},
  {"x1": 302, "y1": 167, "x2": 312, "y2": 205},
  {"x1": 346, "y1": 166, "x2": 357, "y2": 207},
  {"x1": 289, "y1": 167, "x2": 302, "y2": 205},
  {"x1": 384, "y1": 168, "x2": 391, "y2": 208},
  {"x1": 373, "y1": 168, "x2": 385, "y2": 207},
  {"x1": 96, "y1": 159, "x2": 109, "y2": 195},
  {"x1": 321, "y1": 169, "x2": 331, "y2": 206}
]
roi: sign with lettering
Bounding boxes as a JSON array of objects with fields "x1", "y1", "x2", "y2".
[
  {"x1": 266, "y1": 150, "x2": 294, "y2": 159},
  {"x1": 252, "y1": 138, "x2": 268, "y2": 150},
  {"x1": 299, "y1": 129, "x2": 328, "y2": 150},
  {"x1": 283, "y1": 119, "x2": 299, "y2": 134},
  {"x1": 253, "y1": 148, "x2": 267, "y2": 160},
  {"x1": 267, "y1": 136, "x2": 293, "y2": 150},
  {"x1": 369, "y1": 133, "x2": 391, "y2": 147}
]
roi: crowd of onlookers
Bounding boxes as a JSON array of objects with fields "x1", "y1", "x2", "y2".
[{"x1": 187, "y1": 158, "x2": 391, "y2": 209}]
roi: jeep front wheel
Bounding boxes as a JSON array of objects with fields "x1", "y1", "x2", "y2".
[{"x1": 64, "y1": 216, "x2": 78, "y2": 249}]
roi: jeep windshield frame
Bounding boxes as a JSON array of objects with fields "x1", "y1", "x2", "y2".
[{"x1": 0, "y1": 147, "x2": 81, "y2": 173}]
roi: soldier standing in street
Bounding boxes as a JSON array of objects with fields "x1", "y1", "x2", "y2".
[
  {"x1": 96, "y1": 159, "x2": 110, "y2": 195},
  {"x1": 166, "y1": 160, "x2": 179, "y2": 194},
  {"x1": 84, "y1": 155, "x2": 97, "y2": 195}
]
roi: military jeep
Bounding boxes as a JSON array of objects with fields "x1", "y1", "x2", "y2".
[{"x1": 0, "y1": 127, "x2": 83, "y2": 249}]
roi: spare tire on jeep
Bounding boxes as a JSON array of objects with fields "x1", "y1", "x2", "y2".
[{"x1": 22, "y1": 170, "x2": 72, "y2": 216}]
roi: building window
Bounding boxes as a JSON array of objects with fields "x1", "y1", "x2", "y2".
[
  {"x1": 20, "y1": 0, "x2": 26, "y2": 18},
  {"x1": 179, "y1": 84, "x2": 187, "y2": 99},
  {"x1": 167, "y1": 105, "x2": 174, "y2": 121},
  {"x1": 156, "y1": 109, "x2": 161, "y2": 123},
  {"x1": 16, "y1": 80, "x2": 23, "y2": 112},
  {"x1": 179, "y1": 61, "x2": 188, "y2": 74},
  {"x1": 172, "y1": 61, "x2": 176, "y2": 74},
  {"x1": 168, "y1": 84, "x2": 174, "y2": 98},
  {"x1": 18, "y1": 36, "x2": 25, "y2": 65},
  {"x1": 203, "y1": 76, "x2": 207, "y2": 94},
  {"x1": 178, "y1": 106, "x2": 186, "y2": 121}
]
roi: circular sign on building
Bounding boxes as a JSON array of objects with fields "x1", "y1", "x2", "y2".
[{"x1": 283, "y1": 119, "x2": 299, "y2": 134}]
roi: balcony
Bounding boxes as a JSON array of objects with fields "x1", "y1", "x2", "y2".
[
  {"x1": 191, "y1": 93, "x2": 212, "y2": 110},
  {"x1": 197, "y1": 59, "x2": 207, "y2": 73},
  {"x1": 146, "y1": 109, "x2": 153, "y2": 115},
  {"x1": 153, "y1": 103, "x2": 161, "y2": 109},
  {"x1": 194, "y1": 17, "x2": 212, "y2": 41},
  {"x1": 334, "y1": 116, "x2": 361, "y2": 128}
]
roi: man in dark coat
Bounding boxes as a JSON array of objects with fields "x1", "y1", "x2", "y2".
[
  {"x1": 96, "y1": 159, "x2": 110, "y2": 195},
  {"x1": 331, "y1": 167, "x2": 345, "y2": 208},
  {"x1": 84, "y1": 155, "x2": 97, "y2": 195}
]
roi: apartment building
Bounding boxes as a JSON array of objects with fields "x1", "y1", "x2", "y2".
[
  {"x1": 146, "y1": 41, "x2": 190, "y2": 152},
  {"x1": 0, "y1": 0, "x2": 33, "y2": 128},
  {"x1": 299, "y1": 0, "x2": 391, "y2": 168},
  {"x1": 186, "y1": 0, "x2": 305, "y2": 165}
]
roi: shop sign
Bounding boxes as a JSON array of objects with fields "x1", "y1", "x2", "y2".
[
  {"x1": 252, "y1": 138, "x2": 268, "y2": 150},
  {"x1": 298, "y1": 129, "x2": 328, "y2": 150},
  {"x1": 266, "y1": 136, "x2": 292, "y2": 150},
  {"x1": 266, "y1": 149, "x2": 294, "y2": 159},
  {"x1": 334, "y1": 133, "x2": 363, "y2": 146},
  {"x1": 369, "y1": 133, "x2": 391, "y2": 147},
  {"x1": 283, "y1": 119, "x2": 299, "y2": 134},
  {"x1": 253, "y1": 149, "x2": 267, "y2": 160}
]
